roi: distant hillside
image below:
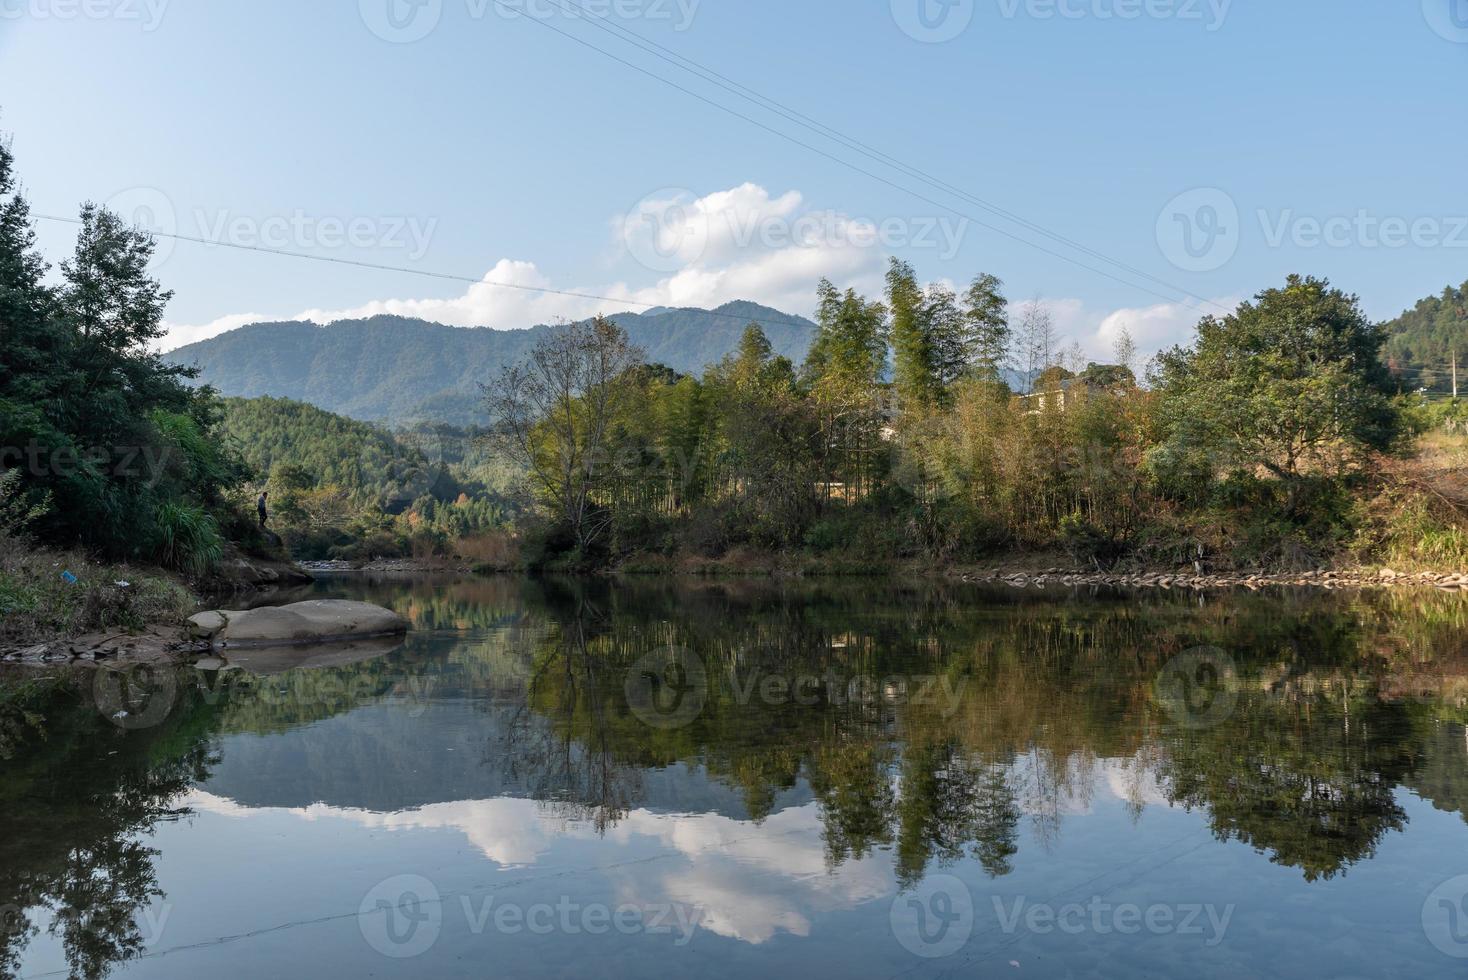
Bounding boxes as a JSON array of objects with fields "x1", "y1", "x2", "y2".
[
  {"x1": 219, "y1": 396, "x2": 412, "y2": 493},
  {"x1": 219, "y1": 395, "x2": 514, "y2": 512},
  {"x1": 1383, "y1": 279, "x2": 1468, "y2": 392},
  {"x1": 167, "y1": 301, "x2": 817, "y2": 424}
]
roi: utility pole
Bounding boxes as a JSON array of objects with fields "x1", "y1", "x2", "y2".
[{"x1": 1454, "y1": 348, "x2": 1459, "y2": 400}]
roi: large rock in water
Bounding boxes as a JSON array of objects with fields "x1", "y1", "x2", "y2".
[{"x1": 189, "y1": 600, "x2": 408, "y2": 649}]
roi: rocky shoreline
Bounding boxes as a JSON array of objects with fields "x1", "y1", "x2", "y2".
[
  {"x1": 1, "y1": 599, "x2": 406, "y2": 666},
  {"x1": 6, "y1": 563, "x2": 1465, "y2": 667},
  {"x1": 948, "y1": 566, "x2": 1468, "y2": 591},
  {"x1": 298, "y1": 558, "x2": 476, "y2": 574}
]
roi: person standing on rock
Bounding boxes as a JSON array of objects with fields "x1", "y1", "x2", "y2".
[{"x1": 257, "y1": 490, "x2": 269, "y2": 528}]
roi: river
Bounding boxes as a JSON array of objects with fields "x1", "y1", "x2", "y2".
[{"x1": 2, "y1": 574, "x2": 1467, "y2": 977}]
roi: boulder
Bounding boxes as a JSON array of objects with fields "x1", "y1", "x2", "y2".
[
  {"x1": 209, "y1": 600, "x2": 408, "y2": 649},
  {"x1": 205, "y1": 545, "x2": 315, "y2": 591},
  {"x1": 187, "y1": 610, "x2": 229, "y2": 639}
]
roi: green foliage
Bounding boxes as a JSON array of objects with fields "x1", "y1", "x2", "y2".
[
  {"x1": 1382, "y1": 278, "x2": 1468, "y2": 392},
  {"x1": 0, "y1": 467, "x2": 48, "y2": 540},
  {"x1": 1214, "y1": 474, "x2": 1357, "y2": 569},
  {"x1": 214, "y1": 396, "x2": 514, "y2": 560},
  {"x1": 1151, "y1": 275, "x2": 1401, "y2": 497},
  {"x1": 1356, "y1": 486, "x2": 1468, "y2": 569},
  {"x1": 884, "y1": 261, "x2": 1013, "y2": 408},
  {"x1": 887, "y1": 258, "x2": 937, "y2": 409},
  {"x1": 152, "y1": 501, "x2": 223, "y2": 576},
  {"x1": 961, "y1": 273, "x2": 1011, "y2": 383},
  {"x1": 1059, "y1": 513, "x2": 1127, "y2": 569},
  {"x1": 0, "y1": 544, "x2": 194, "y2": 646},
  {"x1": 0, "y1": 136, "x2": 246, "y2": 566},
  {"x1": 471, "y1": 273, "x2": 1429, "y2": 573},
  {"x1": 219, "y1": 396, "x2": 409, "y2": 493}
]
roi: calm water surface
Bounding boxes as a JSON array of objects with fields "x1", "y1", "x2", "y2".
[{"x1": 4, "y1": 575, "x2": 1468, "y2": 978}]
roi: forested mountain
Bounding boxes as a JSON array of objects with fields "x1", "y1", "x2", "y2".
[
  {"x1": 218, "y1": 397, "x2": 416, "y2": 493},
  {"x1": 217, "y1": 396, "x2": 516, "y2": 558},
  {"x1": 1382, "y1": 279, "x2": 1468, "y2": 392},
  {"x1": 218, "y1": 395, "x2": 515, "y2": 506},
  {"x1": 166, "y1": 301, "x2": 817, "y2": 424}
]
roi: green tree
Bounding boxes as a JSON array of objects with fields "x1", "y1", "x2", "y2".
[
  {"x1": 705, "y1": 324, "x2": 817, "y2": 545},
  {"x1": 922, "y1": 284, "x2": 968, "y2": 393},
  {"x1": 0, "y1": 138, "x2": 56, "y2": 399},
  {"x1": 887, "y1": 259, "x2": 936, "y2": 410},
  {"x1": 803, "y1": 280, "x2": 888, "y2": 499},
  {"x1": 0, "y1": 137, "x2": 243, "y2": 564},
  {"x1": 962, "y1": 272, "x2": 1010, "y2": 383},
  {"x1": 483, "y1": 316, "x2": 645, "y2": 554},
  {"x1": 1151, "y1": 275, "x2": 1401, "y2": 509}
]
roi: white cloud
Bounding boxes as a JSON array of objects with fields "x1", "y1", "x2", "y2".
[
  {"x1": 1013, "y1": 295, "x2": 1237, "y2": 370},
  {"x1": 185, "y1": 747, "x2": 1179, "y2": 948},
  {"x1": 162, "y1": 311, "x2": 273, "y2": 350},
  {"x1": 159, "y1": 183, "x2": 895, "y2": 351},
  {"x1": 158, "y1": 181, "x2": 1237, "y2": 362},
  {"x1": 1091, "y1": 299, "x2": 1233, "y2": 362},
  {"x1": 184, "y1": 788, "x2": 892, "y2": 947}
]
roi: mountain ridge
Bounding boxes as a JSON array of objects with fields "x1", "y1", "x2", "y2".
[{"x1": 165, "y1": 301, "x2": 818, "y2": 424}]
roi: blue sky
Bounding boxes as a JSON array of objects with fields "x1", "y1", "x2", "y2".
[{"x1": 2, "y1": 0, "x2": 1466, "y2": 360}]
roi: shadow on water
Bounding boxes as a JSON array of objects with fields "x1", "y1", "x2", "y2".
[{"x1": 2, "y1": 576, "x2": 1468, "y2": 976}]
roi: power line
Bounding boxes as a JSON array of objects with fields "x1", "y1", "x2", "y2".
[
  {"x1": 33, "y1": 8, "x2": 1239, "y2": 334},
  {"x1": 542, "y1": 0, "x2": 1229, "y2": 314},
  {"x1": 488, "y1": 0, "x2": 1221, "y2": 312}
]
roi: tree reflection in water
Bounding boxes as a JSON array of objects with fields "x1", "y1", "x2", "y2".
[
  {"x1": 1, "y1": 576, "x2": 1467, "y2": 977},
  {"x1": 0, "y1": 675, "x2": 217, "y2": 979},
  {"x1": 502, "y1": 578, "x2": 1468, "y2": 886}
]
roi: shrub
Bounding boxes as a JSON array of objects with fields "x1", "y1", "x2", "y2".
[
  {"x1": 409, "y1": 527, "x2": 449, "y2": 559},
  {"x1": 0, "y1": 467, "x2": 50, "y2": 541},
  {"x1": 1059, "y1": 513, "x2": 1130, "y2": 570},
  {"x1": 1356, "y1": 488, "x2": 1468, "y2": 569},
  {"x1": 153, "y1": 501, "x2": 224, "y2": 577},
  {"x1": 455, "y1": 531, "x2": 520, "y2": 568}
]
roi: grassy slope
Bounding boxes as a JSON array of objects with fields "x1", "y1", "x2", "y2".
[{"x1": 0, "y1": 545, "x2": 194, "y2": 649}]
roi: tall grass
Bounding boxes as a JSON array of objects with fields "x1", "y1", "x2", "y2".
[
  {"x1": 0, "y1": 546, "x2": 194, "y2": 645},
  {"x1": 1361, "y1": 492, "x2": 1468, "y2": 569},
  {"x1": 153, "y1": 501, "x2": 224, "y2": 577}
]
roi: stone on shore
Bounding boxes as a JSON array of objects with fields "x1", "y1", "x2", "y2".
[
  {"x1": 187, "y1": 610, "x2": 228, "y2": 638},
  {"x1": 194, "y1": 600, "x2": 408, "y2": 649}
]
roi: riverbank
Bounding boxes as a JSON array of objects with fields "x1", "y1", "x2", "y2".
[
  {"x1": 941, "y1": 564, "x2": 1468, "y2": 591},
  {"x1": 0, "y1": 542, "x2": 314, "y2": 662},
  {"x1": 8, "y1": 549, "x2": 1468, "y2": 667},
  {"x1": 300, "y1": 557, "x2": 478, "y2": 574},
  {"x1": 610, "y1": 546, "x2": 1468, "y2": 591},
  {"x1": 296, "y1": 549, "x2": 1468, "y2": 592},
  {"x1": 0, "y1": 546, "x2": 195, "y2": 654}
]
